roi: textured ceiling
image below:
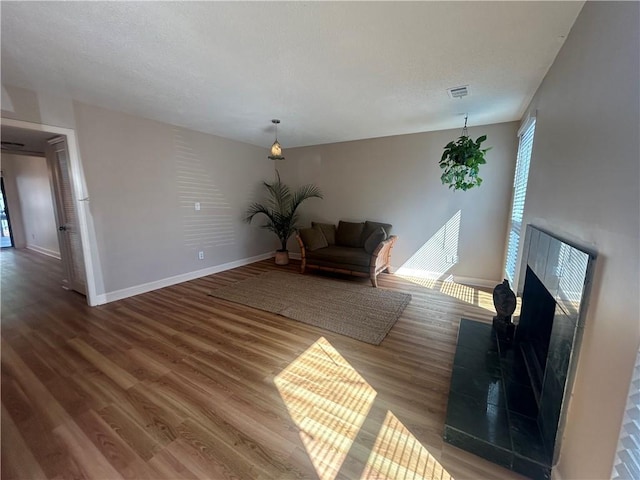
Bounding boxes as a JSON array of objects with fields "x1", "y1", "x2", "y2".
[{"x1": 1, "y1": 2, "x2": 583, "y2": 148}]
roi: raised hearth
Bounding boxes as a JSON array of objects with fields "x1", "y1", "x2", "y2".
[
  {"x1": 444, "y1": 225, "x2": 596, "y2": 479},
  {"x1": 444, "y1": 319, "x2": 552, "y2": 478}
]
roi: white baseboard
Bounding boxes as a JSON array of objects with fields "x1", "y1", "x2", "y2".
[
  {"x1": 288, "y1": 252, "x2": 301, "y2": 260},
  {"x1": 95, "y1": 252, "x2": 274, "y2": 305},
  {"x1": 26, "y1": 244, "x2": 61, "y2": 260}
]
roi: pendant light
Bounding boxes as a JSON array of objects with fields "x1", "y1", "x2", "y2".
[{"x1": 268, "y1": 119, "x2": 285, "y2": 160}]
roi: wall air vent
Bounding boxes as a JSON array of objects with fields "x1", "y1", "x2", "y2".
[{"x1": 447, "y1": 85, "x2": 470, "y2": 99}]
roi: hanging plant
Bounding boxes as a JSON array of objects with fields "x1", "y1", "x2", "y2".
[{"x1": 439, "y1": 116, "x2": 490, "y2": 191}]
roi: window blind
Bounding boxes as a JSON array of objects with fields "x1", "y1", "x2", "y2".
[{"x1": 505, "y1": 117, "x2": 536, "y2": 283}]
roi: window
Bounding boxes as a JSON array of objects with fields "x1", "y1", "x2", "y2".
[{"x1": 505, "y1": 117, "x2": 536, "y2": 283}]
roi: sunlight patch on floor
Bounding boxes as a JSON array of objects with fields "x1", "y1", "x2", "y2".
[
  {"x1": 275, "y1": 337, "x2": 377, "y2": 480},
  {"x1": 398, "y1": 275, "x2": 441, "y2": 290},
  {"x1": 275, "y1": 337, "x2": 455, "y2": 480},
  {"x1": 439, "y1": 280, "x2": 476, "y2": 305},
  {"x1": 398, "y1": 273, "x2": 496, "y2": 313},
  {"x1": 362, "y1": 410, "x2": 453, "y2": 480}
]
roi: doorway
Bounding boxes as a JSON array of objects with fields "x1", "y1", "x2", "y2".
[
  {"x1": 0, "y1": 118, "x2": 98, "y2": 305},
  {"x1": 0, "y1": 176, "x2": 14, "y2": 248}
]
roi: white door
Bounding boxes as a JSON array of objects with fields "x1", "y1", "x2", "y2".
[{"x1": 47, "y1": 136, "x2": 86, "y2": 295}]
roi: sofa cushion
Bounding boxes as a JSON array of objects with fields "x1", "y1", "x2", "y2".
[
  {"x1": 311, "y1": 222, "x2": 336, "y2": 245},
  {"x1": 336, "y1": 221, "x2": 365, "y2": 248},
  {"x1": 299, "y1": 226, "x2": 328, "y2": 251},
  {"x1": 307, "y1": 245, "x2": 371, "y2": 267},
  {"x1": 364, "y1": 226, "x2": 387, "y2": 254},
  {"x1": 363, "y1": 221, "x2": 393, "y2": 242},
  {"x1": 306, "y1": 259, "x2": 370, "y2": 274}
]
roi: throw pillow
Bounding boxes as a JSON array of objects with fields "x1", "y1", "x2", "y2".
[
  {"x1": 298, "y1": 226, "x2": 328, "y2": 251},
  {"x1": 362, "y1": 221, "x2": 393, "y2": 243},
  {"x1": 364, "y1": 227, "x2": 387, "y2": 254},
  {"x1": 335, "y1": 221, "x2": 365, "y2": 248},
  {"x1": 311, "y1": 222, "x2": 336, "y2": 245}
]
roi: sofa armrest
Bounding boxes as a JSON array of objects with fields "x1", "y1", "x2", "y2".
[
  {"x1": 371, "y1": 235, "x2": 397, "y2": 275},
  {"x1": 295, "y1": 233, "x2": 307, "y2": 273}
]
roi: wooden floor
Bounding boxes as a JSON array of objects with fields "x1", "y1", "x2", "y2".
[{"x1": 1, "y1": 248, "x2": 526, "y2": 480}]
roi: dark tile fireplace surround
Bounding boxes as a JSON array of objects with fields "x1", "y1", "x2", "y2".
[{"x1": 444, "y1": 225, "x2": 596, "y2": 479}]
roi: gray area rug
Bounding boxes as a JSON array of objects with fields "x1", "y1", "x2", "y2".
[{"x1": 208, "y1": 271, "x2": 411, "y2": 345}]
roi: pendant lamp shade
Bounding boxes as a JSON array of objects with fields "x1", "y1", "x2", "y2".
[{"x1": 268, "y1": 119, "x2": 285, "y2": 160}]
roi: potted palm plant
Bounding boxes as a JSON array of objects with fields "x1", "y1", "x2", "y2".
[{"x1": 244, "y1": 171, "x2": 322, "y2": 265}]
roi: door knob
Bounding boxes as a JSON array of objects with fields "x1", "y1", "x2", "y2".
[{"x1": 58, "y1": 225, "x2": 67, "y2": 231}]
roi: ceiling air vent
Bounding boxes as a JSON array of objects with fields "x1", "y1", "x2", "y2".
[{"x1": 447, "y1": 85, "x2": 470, "y2": 99}]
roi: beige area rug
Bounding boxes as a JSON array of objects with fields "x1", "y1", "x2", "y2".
[{"x1": 208, "y1": 271, "x2": 411, "y2": 345}]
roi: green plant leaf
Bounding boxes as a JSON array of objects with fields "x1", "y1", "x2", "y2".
[
  {"x1": 438, "y1": 132, "x2": 489, "y2": 191},
  {"x1": 245, "y1": 170, "x2": 322, "y2": 247}
]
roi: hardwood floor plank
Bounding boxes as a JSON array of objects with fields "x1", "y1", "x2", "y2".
[
  {"x1": 113, "y1": 347, "x2": 173, "y2": 381},
  {"x1": 114, "y1": 384, "x2": 183, "y2": 446},
  {"x1": 67, "y1": 337, "x2": 139, "y2": 390},
  {"x1": 1, "y1": 404, "x2": 47, "y2": 480},
  {"x1": 74, "y1": 409, "x2": 162, "y2": 479},
  {"x1": 14, "y1": 347, "x2": 61, "y2": 383},
  {"x1": 9, "y1": 408, "x2": 88, "y2": 479},
  {"x1": 1, "y1": 248, "x2": 527, "y2": 480},
  {"x1": 43, "y1": 374, "x2": 96, "y2": 418},
  {"x1": 163, "y1": 438, "x2": 233, "y2": 480},
  {"x1": 53, "y1": 420, "x2": 125, "y2": 480},
  {"x1": 147, "y1": 447, "x2": 200, "y2": 480},
  {"x1": 1, "y1": 340, "x2": 72, "y2": 429},
  {"x1": 150, "y1": 371, "x2": 302, "y2": 460},
  {"x1": 97, "y1": 403, "x2": 163, "y2": 461},
  {"x1": 70, "y1": 370, "x2": 128, "y2": 411},
  {"x1": 176, "y1": 417, "x2": 302, "y2": 480},
  {"x1": 1, "y1": 375, "x2": 35, "y2": 424}
]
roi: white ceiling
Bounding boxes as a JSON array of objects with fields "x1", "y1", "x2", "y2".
[{"x1": 1, "y1": 2, "x2": 583, "y2": 148}]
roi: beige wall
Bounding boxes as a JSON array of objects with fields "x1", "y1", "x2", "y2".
[
  {"x1": 73, "y1": 102, "x2": 278, "y2": 295},
  {"x1": 281, "y1": 122, "x2": 519, "y2": 285},
  {"x1": 1, "y1": 153, "x2": 60, "y2": 257},
  {"x1": 520, "y1": 2, "x2": 639, "y2": 478},
  {"x1": 2, "y1": 85, "x2": 281, "y2": 298}
]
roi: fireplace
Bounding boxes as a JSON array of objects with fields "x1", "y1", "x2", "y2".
[
  {"x1": 443, "y1": 225, "x2": 596, "y2": 479},
  {"x1": 518, "y1": 266, "x2": 557, "y2": 403}
]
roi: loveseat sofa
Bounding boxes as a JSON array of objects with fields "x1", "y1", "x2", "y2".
[{"x1": 295, "y1": 220, "x2": 397, "y2": 287}]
